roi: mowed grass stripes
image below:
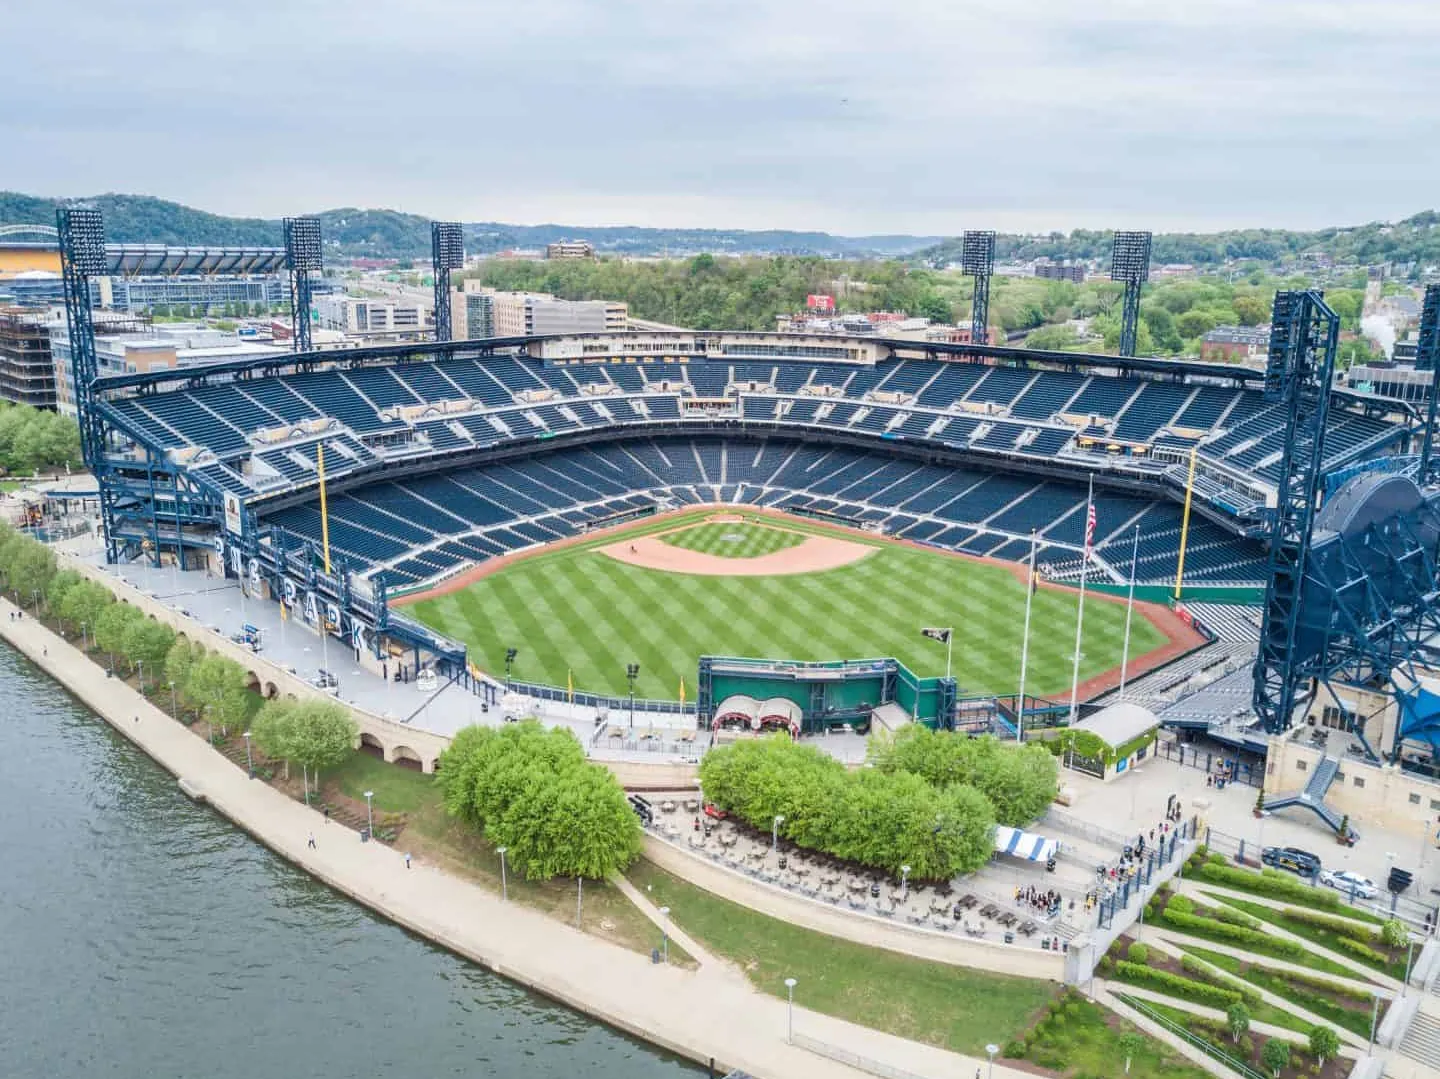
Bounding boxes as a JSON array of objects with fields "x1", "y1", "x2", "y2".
[
  {"x1": 660, "y1": 522, "x2": 804, "y2": 559},
  {"x1": 409, "y1": 539, "x2": 1167, "y2": 701}
]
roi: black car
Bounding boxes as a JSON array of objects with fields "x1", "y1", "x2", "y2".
[{"x1": 1261, "y1": 846, "x2": 1321, "y2": 876}]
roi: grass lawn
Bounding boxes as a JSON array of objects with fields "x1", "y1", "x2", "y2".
[
  {"x1": 1015, "y1": 990, "x2": 1213, "y2": 1079},
  {"x1": 1185, "y1": 856, "x2": 1385, "y2": 924},
  {"x1": 627, "y1": 858, "x2": 1054, "y2": 1054},
  {"x1": 1204, "y1": 894, "x2": 1406, "y2": 980},
  {"x1": 1180, "y1": 946, "x2": 1378, "y2": 1039},
  {"x1": 1105, "y1": 948, "x2": 1316, "y2": 1037},
  {"x1": 1115, "y1": 996, "x2": 1338, "y2": 1079},
  {"x1": 1152, "y1": 894, "x2": 1361, "y2": 979},
  {"x1": 312, "y1": 751, "x2": 692, "y2": 966},
  {"x1": 659, "y1": 521, "x2": 805, "y2": 559},
  {"x1": 409, "y1": 512, "x2": 1166, "y2": 699}
]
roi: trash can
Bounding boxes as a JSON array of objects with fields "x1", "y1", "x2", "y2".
[
  {"x1": 360, "y1": 828, "x2": 370, "y2": 843},
  {"x1": 651, "y1": 948, "x2": 661, "y2": 965}
]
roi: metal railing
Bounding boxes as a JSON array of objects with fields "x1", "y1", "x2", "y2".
[
  {"x1": 789, "y1": 1033, "x2": 931, "y2": 1079},
  {"x1": 1114, "y1": 993, "x2": 1266, "y2": 1079}
]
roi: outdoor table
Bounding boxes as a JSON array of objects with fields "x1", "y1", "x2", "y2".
[
  {"x1": 684, "y1": 799, "x2": 699, "y2": 812},
  {"x1": 660, "y1": 800, "x2": 677, "y2": 812}
]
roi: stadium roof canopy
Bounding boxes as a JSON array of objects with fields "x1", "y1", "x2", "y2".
[
  {"x1": 102, "y1": 245, "x2": 288, "y2": 276},
  {"x1": 1071, "y1": 702, "x2": 1159, "y2": 749}
]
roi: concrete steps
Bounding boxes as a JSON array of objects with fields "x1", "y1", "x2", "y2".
[{"x1": 1399, "y1": 1009, "x2": 1440, "y2": 1071}]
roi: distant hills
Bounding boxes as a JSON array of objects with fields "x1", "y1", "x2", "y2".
[{"x1": 2, "y1": 191, "x2": 1437, "y2": 268}]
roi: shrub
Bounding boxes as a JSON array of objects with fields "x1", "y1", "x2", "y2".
[
  {"x1": 1180, "y1": 956, "x2": 1260, "y2": 1003},
  {"x1": 1282, "y1": 907, "x2": 1380, "y2": 943},
  {"x1": 1127, "y1": 941, "x2": 1150, "y2": 965},
  {"x1": 1335, "y1": 936, "x2": 1389, "y2": 966},
  {"x1": 1002, "y1": 1039, "x2": 1027, "y2": 1059},
  {"x1": 1112, "y1": 960, "x2": 1247, "y2": 1008},
  {"x1": 1166, "y1": 893, "x2": 1196, "y2": 915},
  {"x1": 1098, "y1": 955, "x2": 1115, "y2": 974},
  {"x1": 1193, "y1": 860, "x2": 1343, "y2": 908},
  {"x1": 1211, "y1": 905, "x2": 1262, "y2": 929},
  {"x1": 1380, "y1": 919, "x2": 1409, "y2": 949},
  {"x1": 1161, "y1": 909, "x2": 1305, "y2": 958}
]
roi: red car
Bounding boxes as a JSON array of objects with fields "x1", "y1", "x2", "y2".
[{"x1": 703, "y1": 803, "x2": 728, "y2": 820}]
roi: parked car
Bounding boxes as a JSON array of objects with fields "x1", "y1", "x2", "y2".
[
  {"x1": 1262, "y1": 846, "x2": 1322, "y2": 877},
  {"x1": 1318, "y1": 869, "x2": 1377, "y2": 899}
]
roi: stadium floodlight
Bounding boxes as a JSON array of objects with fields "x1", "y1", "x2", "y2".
[
  {"x1": 1109, "y1": 230, "x2": 1152, "y2": 284},
  {"x1": 283, "y1": 216, "x2": 323, "y2": 271},
  {"x1": 59, "y1": 207, "x2": 108, "y2": 275},
  {"x1": 1110, "y1": 230, "x2": 1152, "y2": 357},
  {"x1": 431, "y1": 221, "x2": 465, "y2": 270},
  {"x1": 960, "y1": 230, "x2": 995, "y2": 276}
]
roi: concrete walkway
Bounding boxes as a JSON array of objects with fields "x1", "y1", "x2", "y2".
[{"x1": 1, "y1": 601, "x2": 1042, "y2": 1079}]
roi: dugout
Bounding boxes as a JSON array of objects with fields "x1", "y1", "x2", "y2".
[{"x1": 697, "y1": 655, "x2": 957, "y2": 734}]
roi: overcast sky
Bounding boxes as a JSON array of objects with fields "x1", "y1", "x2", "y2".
[{"x1": 4, "y1": 0, "x2": 1437, "y2": 236}]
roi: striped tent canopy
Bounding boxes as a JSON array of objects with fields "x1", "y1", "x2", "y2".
[{"x1": 993, "y1": 825, "x2": 1058, "y2": 863}]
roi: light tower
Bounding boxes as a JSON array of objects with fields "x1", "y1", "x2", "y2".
[
  {"x1": 961, "y1": 230, "x2": 995, "y2": 345},
  {"x1": 56, "y1": 207, "x2": 108, "y2": 470},
  {"x1": 1416, "y1": 284, "x2": 1440, "y2": 484},
  {"x1": 430, "y1": 221, "x2": 465, "y2": 343},
  {"x1": 283, "y1": 216, "x2": 323, "y2": 353},
  {"x1": 1110, "y1": 230, "x2": 1152, "y2": 357}
]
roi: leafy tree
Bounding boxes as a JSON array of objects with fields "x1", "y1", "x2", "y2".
[
  {"x1": 5, "y1": 539, "x2": 56, "y2": 601},
  {"x1": 95, "y1": 602, "x2": 145, "y2": 663},
  {"x1": 1176, "y1": 310, "x2": 1218, "y2": 339},
  {"x1": 1024, "y1": 324, "x2": 1080, "y2": 351},
  {"x1": 250, "y1": 698, "x2": 298, "y2": 778},
  {"x1": 1232, "y1": 295, "x2": 1269, "y2": 326},
  {"x1": 1260, "y1": 1038, "x2": 1290, "y2": 1078},
  {"x1": 164, "y1": 638, "x2": 203, "y2": 701},
  {"x1": 1117, "y1": 1031, "x2": 1145, "y2": 1074},
  {"x1": 59, "y1": 580, "x2": 112, "y2": 640},
  {"x1": 1307, "y1": 1026, "x2": 1339, "y2": 1066},
  {"x1": 285, "y1": 700, "x2": 358, "y2": 798},
  {"x1": 1380, "y1": 918, "x2": 1409, "y2": 949},
  {"x1": 187, "y1": 653, "x2": 250, "y2": 736},
  {"x1": 121, "y1": 618, "x2": 175, "y2": 688},
  {"x1": 1226, "y1": 1002, "x2": 1250, "y2": 1043}
]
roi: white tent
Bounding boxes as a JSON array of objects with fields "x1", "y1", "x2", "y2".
[{"x1": 993, "y1": 825, "x2": 1058, "y2": 862}]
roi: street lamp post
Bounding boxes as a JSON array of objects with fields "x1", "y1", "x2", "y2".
[
  {"x1": 784, "y1": 977, "x2": 797, "y2": 1043},
  {"x1": 1402, "y1": 938, "x2": 1416, "y2": 998},
  {"x1": 626, "y1": 663, "x2": 640, "y2": 730},
  {"x1": 243, "y1": 730, "x2": 254, "y2": 778},
  {"x1": 986, "y1": 1043, "x2": 1000, "y2": 1079},
  {"x1": 137, "y1": 658, "x2": 144, "y2": 693},
  {"x1": 576, "y1": 876, "x2": 584, "y2": 928},
  {"x1": 169, "y1": 680, "x2": 177, "y2": 721},
  {"x1": 497, "y1": 846, "x2": 509, "y2": 901},
  {"x1": 364, "y1": 790, "x2": 374, "y2": 838},
  {"x1": 901, "y1": 864, "x2": 911, "y2": 902},
  {"x1": 80, "y1": 621, "x2": 87, "y2": 652},
  {"x1": 772, "y1": 814, "x2": 785, "y2": 857},
  {"x1": 659, "y1": 905, "x2": 670, "y2": 963},
  {"x1": 504, "y1": 647, "x2": 517, "y2": 689}
]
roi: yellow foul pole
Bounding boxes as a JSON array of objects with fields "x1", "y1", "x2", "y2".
[
  {"x1": 317, "y1": 441, "x2": 332, "y2": 575},
  {"x1": 1174, "y1": 445, "x2": 1198, "y2": 601}
]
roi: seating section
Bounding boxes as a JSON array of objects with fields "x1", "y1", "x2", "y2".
[{"x1": 259, "y1": 434, "x2": 1271, "y2": 589}]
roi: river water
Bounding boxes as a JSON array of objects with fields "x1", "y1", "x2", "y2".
[{"x1": 0, "y1": 644, "x2": 699, "y2": 1079}]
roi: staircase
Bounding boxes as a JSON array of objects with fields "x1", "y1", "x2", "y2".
[
  {"x1": 1263, "y1": 755, "x2": 1349, "y2": 834},
  {"x1": 1399, "y1": 1009, "x2": 1440, "y2": 1072}
]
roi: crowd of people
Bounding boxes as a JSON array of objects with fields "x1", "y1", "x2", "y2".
[{"x1": 1013, "y1": 883, "x2": 1061, "y2": 919}]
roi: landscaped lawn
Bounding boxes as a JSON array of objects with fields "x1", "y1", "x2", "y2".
[
  {"x1": 1151, "y1": 892, "x2": 1362, "y2": 979},
  {"x1": 1118, "y1": 995, "x2": 1344, "y2": 1079},
  {"x1": 1014, "y1": 990, "x2": 1214, "y2": 1079},
  {"x1": 408, "y1": 511, "x2": 1166, "y2": 700},
  {"x1": 1181, "y1": 946, "x2": 1379, "y2": 1039},
  {"x1": 1185, "y1": 853, "x2": 1385, "y2": 924},
  {"x1": 627, "y1": 858, "x2": 1056, "y2": 1054},
  {"x1": 1204, "y1": 894, "x2": 1407, "y2": 980}
]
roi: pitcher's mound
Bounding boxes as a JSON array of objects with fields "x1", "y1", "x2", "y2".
[{"x1": 601, "y1": 532, "x2": 873, "y2": 576}]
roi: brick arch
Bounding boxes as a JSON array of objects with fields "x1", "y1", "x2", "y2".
[{"x1": 390, "y1": 744, "x2": 423, "y2": 771}]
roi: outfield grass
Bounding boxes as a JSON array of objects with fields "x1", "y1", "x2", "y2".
[
  {"x1": 628, "y1": 859, "x2": 1053, "y2": 1054},
  {"x1": 409, "y1": 514, "x2": 1168, "y2": 699},
  {"x1": 660, "y1": 521, "x2": 805, "y2": 559}
]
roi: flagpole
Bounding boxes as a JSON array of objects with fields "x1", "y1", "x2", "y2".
[
  {"x1": 1068, "y1": 477, "x2": 1093, "y2": 724},
  {"x1": 1016, "y1": 529, "x2": 1037, "y2": 744},
  {"x1": 1119, "y1": 524, "x2": 1139, "y2": 699},
  {"x1": 946, "y1": 629, "x2": 953, "y2": 682}
]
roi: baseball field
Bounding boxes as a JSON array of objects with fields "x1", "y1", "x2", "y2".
[{"x1": 402, "y1": 512, "x2": 1178, "y2": 701}]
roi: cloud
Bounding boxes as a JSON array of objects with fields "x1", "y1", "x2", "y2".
[{"x1": 2, "y1": 0, "x2": 1437, "y2": 234}]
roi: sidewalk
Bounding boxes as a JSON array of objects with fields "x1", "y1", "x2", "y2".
[{"x1": 0, "y1": 602, "x2": 1038, "y2": 1079}]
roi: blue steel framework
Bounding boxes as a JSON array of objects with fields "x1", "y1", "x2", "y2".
[
  {"x1": 1418, "y1": 285, "x2": 1440, "y2": 484},
  {"x1": 1252, "y1": 290, "x2": 1339, "y2": 734},
  {"x1": 430, "y1": 221, "x2": 464, "y2": 343},
  {"x1": 56, "y1": 207, "x2": 108, "y2": 470},
  {"x1": 1110, "y1": 231, "x2": 1152, "y2": 358},
  {"x1": 960, "y1": 230, "x2": 995, "y2": 345},
  {"x1": 283, "y1": 216, "x2": 322, "y2": 353}
]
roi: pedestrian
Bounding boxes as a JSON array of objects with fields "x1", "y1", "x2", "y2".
[
  {"x1": 323, "y1": 806, "x2": 331, "y2": 824},
  {"x1": 404, "y1": 852, "x2": 412, "y2": 870},
  {"x1": 308, "y1": 833, "x2": 316, "y2": 849},
  {"x1": 133, "y1": 715, "x2": 139, "y2": 723},
  {"x1": 42, "y1": 646, "x2": 47, "y2": 656}
]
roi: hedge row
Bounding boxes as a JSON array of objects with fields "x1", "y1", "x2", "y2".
[
  {"x1": 1334, "y1": 936, "x2": 1389, "y2": 966},
  {"x1": 1280, "y1": 906, "x2": 1380, "y2": 944},
  {"x1": 1179, "y1": 955, "x2": 1261, "y2": 1004},
  {"x1": 1112, "y1": 960, "x2": 1247, "y2": 1008},
  {"x1": 1162, "y1": 908, "x2": 1306, "y2": 958},
  {"x1": 1192, "y1": 859, "x2": 1343, "y2": 909}
]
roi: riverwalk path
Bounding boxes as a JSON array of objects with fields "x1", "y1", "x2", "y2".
[{"x1": 1, "y1": 599, "x2": 1040, "y2": 1079}]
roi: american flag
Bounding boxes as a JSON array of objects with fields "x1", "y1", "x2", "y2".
[{"x1": 1084, "y1": 500, "x2": 1097, "y2": 553}]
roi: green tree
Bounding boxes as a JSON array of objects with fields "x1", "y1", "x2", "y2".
[
  {"x1": 6, "y1": 539, "x2": 56, "y2": 602},
  {"x1": 1176, "y1": 310, "x2": 1218, "y2": 339},
  {"x1": 187, "y1": 653, "x2": 249, "y2": 737},
  {"x1": 1024, "y1": 324, "x2": 1080, "y2": 351},
  {"x1": 498, "y1": 761, "x2": 642, "y2": 879},
  {"x1": 1307, "y1": 1026, "x2": 1339, "y2": 1066},
  {"x1": 250, "y1": 698, "x2": 299, "y2": 778},
  {"x1": 59, "y1": 580, "x2": 112, "y2": 642},
  {"x1": 1117, "y1": 1031, "x2": 1145, "y2": 1074},
  {"x1": 1260, "y1": 1038, "x2": 1290, "y2": 1078},
  {"x1": 95, "y1": 602, "x2": 145, "y2": 663},
  {"x1": 1233, "y1": 295, "x2": 1269, "y2": 325},
  {"x1": 1226, "y1": 1002, "x2": 1250, "y2": 1043},
  {"x1": 1380, "y1": 918, "x2": 1409, "y2": 949},
  {"x1": 285, "y1": 699, "x2": 358, "y2": 800},
  {"x1": 164, "y1": 638, "x2": 203, "y2": 702},
  {"x1": 45, "y1": 568, "x2": 84, "y2": 624},
  {"x1": 120, "y1": 618, "x2": 175, "y2": 688}
]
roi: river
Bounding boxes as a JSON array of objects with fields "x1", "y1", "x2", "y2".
[{"x1": 0, "y1": 644, "x2": 699, "y2": 1078}]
